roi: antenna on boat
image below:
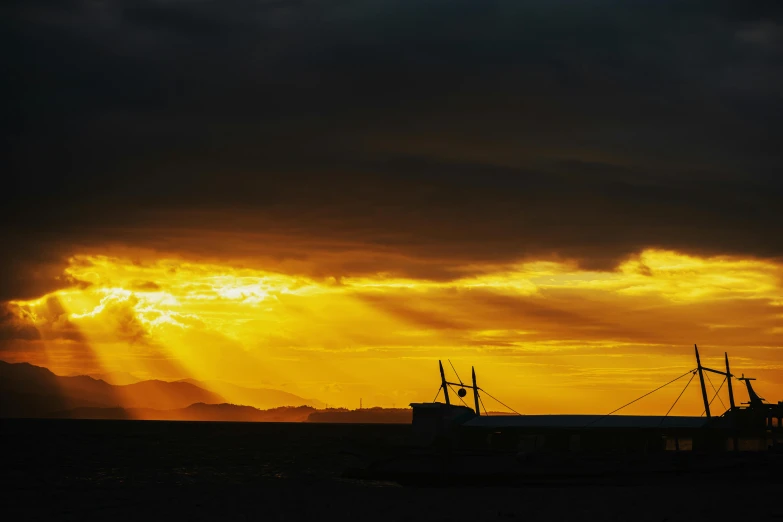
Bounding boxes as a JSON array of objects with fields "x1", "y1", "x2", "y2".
[
  {"x1": 725, "y1": 352, "x2": 736, "y2": 410},
  {"x1": 695, "y1": 344, "x2": 711, "y2": 418},
  {"x1": 438, "y1": 360, "x2": 451, "y2": 406},
  {"x1": 472, "y1": 367, "x2": 480, "y2": 417},
  {"x1": 738, "y1": 374, "x2": 765, "y2": 407}
]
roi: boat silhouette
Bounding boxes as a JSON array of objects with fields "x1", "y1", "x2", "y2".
[{"x1": 344, "y1": 346, "x2": 783, "y2": 485}]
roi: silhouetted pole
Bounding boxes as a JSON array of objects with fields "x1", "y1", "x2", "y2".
[
  {"x1": 695, "y1": 344, "x2": 711, "y2": 418},
  {"x1": 725, "y1": 352, "x2": 739, "y2": 452},
  {"x1": 439, "y1": 360, "x2": 450, "y2": 405},
  {"x1": 725, "y1": 352, "x2": 735, "y2": 411},
  {"x1": 472, "y1": 366, "x2": 480, "y2": 416}
]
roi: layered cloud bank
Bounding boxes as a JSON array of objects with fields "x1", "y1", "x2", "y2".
[{"x1": 2, "y1": 1, "x2": 782, "y2": 412}]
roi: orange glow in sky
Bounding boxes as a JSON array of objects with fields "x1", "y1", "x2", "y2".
[{"x1": 4, "y1": 249, "x2": 782, "y2": 414}]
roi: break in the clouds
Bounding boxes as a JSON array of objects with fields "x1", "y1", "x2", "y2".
[{"x1": 2, "y1": 0, "x2": 783, "y2": 300}]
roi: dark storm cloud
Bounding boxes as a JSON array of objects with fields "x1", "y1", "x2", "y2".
[{"x1": 2, "y1": 0, "x2": 783, "y2": 299}]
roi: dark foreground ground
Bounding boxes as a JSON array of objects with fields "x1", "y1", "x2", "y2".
[{"x1": 1, "y1": 419, "x2": 781, "y2": 521}]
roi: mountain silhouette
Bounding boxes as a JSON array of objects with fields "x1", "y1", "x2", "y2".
[
  {"x1": 0, "y1": 361, "x2": 116, "y2": 414},
  {"x1": 0, "y1": 360, "x2": 325, "y2": 418},
  {"x1": 0, "y1": 360, "x2": 411, "y2": 423},
  {"x1": 47, "y1": 403, "x2": 317, "y2": 422},
  {"x1": 176, "y1": 378, "x2": 325, "y2": 409},
  {"x1": 114, "y1": 380, "x2": 225, "y2": 410},
  {"x1": 0, "y1": 360, "x2": 224, "y2": 415}
]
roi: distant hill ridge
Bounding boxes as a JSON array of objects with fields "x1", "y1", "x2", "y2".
[
  {"x1": 0, "y1": 360, "x2": 319, "y2": 417},
  {"x1": 0, "y1": 360, "x2": 225, "y2": 414},
  {"x1": 47, "y1": 403, "x2": 318, "y2": 422},
  {"x1": 0, "y1": 360, "x2": 412, "y2": 423}
]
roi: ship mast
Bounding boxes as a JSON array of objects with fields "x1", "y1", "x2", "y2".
[
  {"x1": 694, "y1": 347, "x2": 737, "y2": 415},
  {"x1": 439, "y1": 360, "x2": 450, "y2": 406},
  {"x1": 725, "y1": 352, "x2": 736, "y2": 410},
  {"x1": 472, "y1": 367, "x2": 480, "y2": 417},
  {"x1": 695, "y1": 344, "x2": 711, "y2": 418},
  {"x1": 437, "y1": 360, "x2": 482, "y2": 416}
]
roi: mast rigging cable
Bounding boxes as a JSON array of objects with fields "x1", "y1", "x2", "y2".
[
  {"x1": 660, "y1": 370, "x2": 697, "y2": 424},
  {"x1": 585, "y1": 369, "x2": 696, "y2": 427}
]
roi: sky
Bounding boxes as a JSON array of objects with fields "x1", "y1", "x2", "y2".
[{"x1": 2, "y1": 0, "x2": 782, "y2": 414}]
